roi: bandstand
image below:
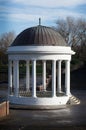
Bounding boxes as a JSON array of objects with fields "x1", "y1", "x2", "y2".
[{"x1": 7, "y1": 24, "x2": 75, "y2": 109}]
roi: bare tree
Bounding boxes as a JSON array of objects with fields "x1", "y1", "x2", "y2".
[
  {"x1": 0, "y1": 31, "x2": 15, "y2": 65},
  {"x1": 55, "y1": 17, "x2": 86, "y2": 65},
  {"x1": 0, "y1": 31, "x2": 15, "y2": 51},
  {"x1": 56, "y1": 17, "x2": 86, "y2": 45}
]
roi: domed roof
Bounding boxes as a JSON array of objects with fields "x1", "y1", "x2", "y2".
[{"x1": 11, "y1": 25, "x2": 67, "y2": 46}]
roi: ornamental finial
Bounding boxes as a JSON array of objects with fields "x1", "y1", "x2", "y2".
[{"x1": 39, "y1": 18, "x2": 41, "y2": 25}]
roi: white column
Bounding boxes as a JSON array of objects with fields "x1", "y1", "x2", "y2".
[
  {"x1": 13, "y1": 60, "x2": 19, "y2": 97},
  {"x1": 57, "y1": 60, "x2": 61, "y2": 93},
  {"x1": 42, "y1": 60, "x2": 46, "y2": 91},
  {"x1": 26, "y1": 61, "x2": 30, "y2": 91},
  {"x1": 8, "y1": 60, "x2": 12, "y2": 95},
  {"x1": 32, "y1": 60, "x2": 36, "y2": 97},
  {"x1": 65, "y1": 60, "x2": 70, "y2": 96},
  {"x1": 52, "y1": 60, "x2": 56, "y2": 97}
]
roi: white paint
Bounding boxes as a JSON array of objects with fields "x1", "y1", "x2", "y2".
[
  {"x1": 8, "y1": 60, "x2": 12, "y2": 94},
  {"x1": 52, "y1": 60, "x2": 56, "y2": 97},
  {"x1": 8, "y1": 95, "x2": 69, "y2": 106},
  {"x1": 7, "y1": 46, "x2": 75, "y2": 55},
  {"x1": 8, "y1": 54, "x2": 71, "y2": 61},
  {"x1": 32, "y1": 60, "x2": 36, "y2": 97},
  {"x1": 13, "y1": 60, "x2": 19, "y2": 97},
  {"x1": 7, "y1": 45, "x2": 75, "y2": 107},
  {"x1": 65, "y1": 60, "x2": 70, "y2": 96}
]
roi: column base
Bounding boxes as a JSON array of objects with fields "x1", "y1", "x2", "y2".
[
  {"x1": 32, "y1": 95, "x2": 37, "y2": 98},
  {"x1": 52, "y1": 95, "x2": 57, "y2": 98}
]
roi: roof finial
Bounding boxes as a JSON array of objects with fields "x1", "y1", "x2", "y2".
[{"x1": 39, "y1": 18, "x2": 41, "y2": 25}]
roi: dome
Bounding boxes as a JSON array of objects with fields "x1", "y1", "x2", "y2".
[{"x1": 11, "y1": 25, "x2": 67, "y2": 46}]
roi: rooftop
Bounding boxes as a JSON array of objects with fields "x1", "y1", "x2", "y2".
[{"x1": 11, "y1": 25, "x2": 67, "y2": 46}]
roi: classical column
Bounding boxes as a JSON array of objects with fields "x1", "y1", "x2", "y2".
[
  {"x1": 57, "y1": 60, "x2": 61, "y2": 93},
  {"x1": 42, "y1": 60, "x2": 46, "y2": 91},
  {"x1": 65, "y1": 60, "x2": 70, "y2": 96},
  {"x1": 26, "y1": 61, "x2": 30, "y2": 91},
  {"x1": 8, "y1": 60, "x2": 12, "y2": 95},
  {"x1": 32, "y1": 60, "x2": 36, "y2": 97},
  {"x1": 52, "y1": 60, "x2": 56, "y2": 97},
  {"x1": 13, "y1": 60, "x2": 19, "y2": 97}
]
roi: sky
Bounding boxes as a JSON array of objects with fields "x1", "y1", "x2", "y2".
[{"x1": 0, "y1": 0, "x2": 86, "y2": 35}]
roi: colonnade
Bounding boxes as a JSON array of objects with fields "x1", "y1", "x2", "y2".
[{"x1": 8, "y1": 59, "x2": 70, "y2": 97}]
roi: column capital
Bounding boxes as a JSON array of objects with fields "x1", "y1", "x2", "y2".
[
  {"x1": 65, "y1": 60, "x2": 70, "y2": 62},
  {"x1": 52, "y1": 59, "x2": 56, "y2": 62},
  {"x1": 13, "y1": 59, "x2": 19, "y2": 61},
  {"x1": 32, "y1": 59, "x2": 36, "y2": 62},
  {"x1": 26, "y1": 60, "x2": 30, "y2": 63},
  {"x1": 42, "y1": 60, "x2": 46, "y2": 62},
  {"x1": 57, "y1": 60, "x2": 62, "y2": 62}
]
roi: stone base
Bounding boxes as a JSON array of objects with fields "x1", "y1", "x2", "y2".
[
  {"x1": 8, "y1": 95, "x2": 69, "y2": 109},
  {"x1": 10, "y1": 103, "x2": 67, "y2": 110}
]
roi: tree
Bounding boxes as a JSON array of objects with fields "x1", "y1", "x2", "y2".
[
  {"x1": 0, "y1": 31, "x2": 15, "y2": 65},
  {"x1": 55, "y1": 17, "x2": 86, "y2": 65},
  {"x1": 0, "y1": 31, "x2": 15, "y2": 51}
]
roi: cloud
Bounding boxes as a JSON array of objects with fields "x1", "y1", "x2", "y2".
[
  {"x1": 0, "y1": 2, "x2": 85, "y2": 24},
  {"x1": 0, "y1": 0, "x2": 86, "y2": 34},
  {"x1": 9, "y1": 13, "x2": 42, "y2": 22},
  {"x1": 11, "y1": 0, "x2": 86, "y2": 8},
  {"x1": 2, "y1": 7, "x2": 85, "y2": 24}
]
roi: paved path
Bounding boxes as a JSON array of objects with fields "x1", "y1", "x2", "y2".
[{"x1": 0, "y1": 90, "x2": 86, "y2": 130}]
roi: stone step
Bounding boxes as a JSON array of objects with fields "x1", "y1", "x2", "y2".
[{"x1": 67, "y1": 95, "x2": 80, "y2": 105}]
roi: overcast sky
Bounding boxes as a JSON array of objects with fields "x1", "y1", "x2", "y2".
[{"x1": 0, "y1": 0, "x2": 86, "y2": 35}]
